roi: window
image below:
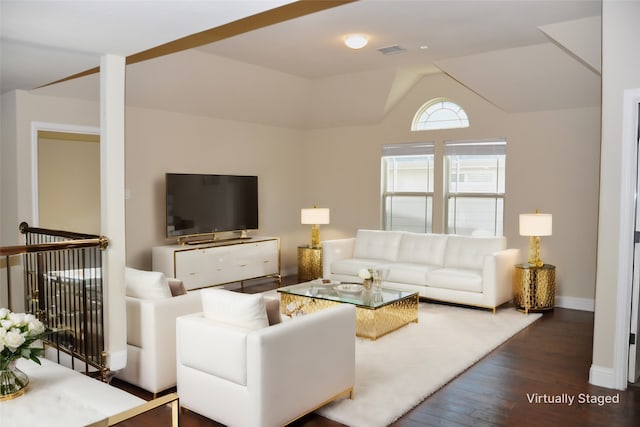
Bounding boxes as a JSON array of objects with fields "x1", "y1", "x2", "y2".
[
  {"x1": 412, "y1": 98, "x2": 469, "y2": 131},
  {"x1": 444, "y1": 140, "x2": 506, "y2": 236},
  {"x1": 381, "y1": 143, "x2": 434, "y2": 232}
]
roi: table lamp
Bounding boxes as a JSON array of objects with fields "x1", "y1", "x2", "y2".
[
  {"x1": 301, "y1": 206, "x2": 330, "y2": 248},
  {"x1": 519, "y1": 211, "x2": 552, "y2": 267}
]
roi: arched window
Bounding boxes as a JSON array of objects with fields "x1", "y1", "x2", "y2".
[{"x1": 411, "y1": 98, "x2": 469, "y2": 131}]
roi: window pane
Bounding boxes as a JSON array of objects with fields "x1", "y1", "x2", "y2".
[
  {"x1": 384, "y1": 195, "x2": 432, "y2": 233},
  {"x1": 383, "y1": 155, "x2": 433, "y2": 192},
  {"x1": 412, "y1": 99, "x2": 469, "y2": 131},
  {"x1": 447, "y1": 197, "x2": 504, "y2": 236},
  {"x1": 447, "y1": 154, "x2": 505, "y2": 193}
]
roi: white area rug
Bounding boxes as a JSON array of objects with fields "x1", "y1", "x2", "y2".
[{"x1": 313, "y1": 302, "x2": 541, "y2": 427}]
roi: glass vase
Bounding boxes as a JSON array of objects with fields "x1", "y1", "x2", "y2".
[
  {"x1": 372, "y1": 268, "x2": 383, "y2": 293},
  {"x1": 0, "y1": 361, "x2": 29, "y2": 400}
]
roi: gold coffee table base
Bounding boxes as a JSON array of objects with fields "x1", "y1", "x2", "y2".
[{"x1": 280, "y1": 291, "x2": 419, "y2": 340}]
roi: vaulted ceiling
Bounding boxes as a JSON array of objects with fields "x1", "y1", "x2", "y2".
[{"x1": 2, "y1": 0, "x2": 602, "y2": 129}]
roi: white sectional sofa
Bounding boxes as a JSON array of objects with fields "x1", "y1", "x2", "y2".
[{"x1": 322, "y1": 229, "x2": 519, "y2": 311}]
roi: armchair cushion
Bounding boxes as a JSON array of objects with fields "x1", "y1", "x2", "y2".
[
  {"x1": 201, "y1": 289, "x2": 269, "y2": 331},
  {"x1": 125, "y1": 267, "x2": 172, "y2": 299}
]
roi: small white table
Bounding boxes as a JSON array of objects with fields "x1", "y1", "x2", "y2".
[{"x1": 0, "y1": 358, "x2": 144, "y2": 427}]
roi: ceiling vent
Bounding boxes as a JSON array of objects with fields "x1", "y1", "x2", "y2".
[{"x1": 377, "y1": 45, "x2": 407, "y2": 55}]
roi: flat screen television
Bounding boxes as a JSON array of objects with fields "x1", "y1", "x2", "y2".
[{"x1": 165, "y1": 173, "x2": 258, "y2": 238}]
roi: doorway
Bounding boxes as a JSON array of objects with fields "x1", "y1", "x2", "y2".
[{"x1": 32, "y1": 122, "x2": 100, "y2": 234}]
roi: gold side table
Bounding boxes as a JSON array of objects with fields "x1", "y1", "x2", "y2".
[
  {"x1": 297, "y1": 245, "x2": 323, "y2": 282},
  {"x1": 513, "y1": 263, "x2": 556, "y2": 313}
]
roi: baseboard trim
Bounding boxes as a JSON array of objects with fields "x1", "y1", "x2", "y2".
[
  {"x1": 589, "y1": 364, "x2": 620, "y2": 389},
  {"x1": 555, "y1": 296, "x2": 594, "y2": 312}
]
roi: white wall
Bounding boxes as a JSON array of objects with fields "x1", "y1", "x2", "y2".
[
  {"x1": 124, "y1": 106, "x2": 307, "y2": 273},
  {"x1": 38, "y1": 136, "x2": 101, "y2": 234},
  {"x1": 2, "y1": 71, "x2": 601, "y2": 305},
  {"x1": 591, "y1": 0, "x2": 640, "y2": 388},
  {"x1": 305, "y1": 73, "x2": 601, "y2": 306},
  {"x1": 0, "y1": 91, "x2": 100, "y2": 240}
]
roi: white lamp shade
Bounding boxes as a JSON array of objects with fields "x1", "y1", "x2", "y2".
[
  {"x1": 301, "y1": 208, "x2": 330, "y2": 225},
  {"x1": 519, "y1": 213, "x2": 552, "y2": 236}
]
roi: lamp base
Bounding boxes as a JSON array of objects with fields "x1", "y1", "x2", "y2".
[
  {"x1": 310, "y1": 224, "x2": 321, "y2": 248},
  {"x1": 527, "y1": 235, "x2": 544, "y2": 267}
]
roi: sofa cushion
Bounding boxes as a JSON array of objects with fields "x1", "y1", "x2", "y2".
[
  {"x1": 386, "y1": 263, "x2": 432, "y2": 286},
  {"x1": 125, "y1": 267, "x2": 172, "y2": 299},
  {"x1": 427, "y1": 268, "x2": 483, "y2": 293},
  {"x1": 444, "y1": 236, "x2": 506, "y2": 270},
  {"x1": 397, "y1": 233, "x2": 448, "y2": 266},
  {"x1": 353, "y1": 230, "x2": 403, "y2": 261},
  {"x1": 201, "y1": 289, "x2": 269, "y2": 331}
]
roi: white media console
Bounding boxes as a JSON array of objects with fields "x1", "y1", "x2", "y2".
[{"x1": 152, "y1": 237, "x2": 281, "y2": 290}]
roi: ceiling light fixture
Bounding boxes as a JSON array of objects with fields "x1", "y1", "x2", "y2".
[{"x1": 344, "y1": 34, "x2": 368, "y2": 49}]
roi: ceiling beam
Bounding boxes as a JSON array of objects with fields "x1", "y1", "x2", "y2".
[{"x1": 42, "y1": 0, "x2": 357, "y2": 88}]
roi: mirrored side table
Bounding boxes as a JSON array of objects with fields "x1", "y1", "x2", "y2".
[
  {"x1": 297, "y1": 245, "x2": 323, "y2": 282},
  {"x1": 513, "y1": 263, "x2": 556, "y2": 314}
]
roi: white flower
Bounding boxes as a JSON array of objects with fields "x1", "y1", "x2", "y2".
[
  {"x1": 9, "y1": 312, "x2": 26, "y2": 326},
  {"x1": 4, "y1": 330, "x2": 26, "y2": 351},
  {"x1": 358, "y1": 268, "x2": 372, "y2": 280},
  {"x1": 28, "y1": 318, "x2": 45, "y2": 335},
  {"x1": 0, "y1": 308, "x2": 49, "y2": 369}
]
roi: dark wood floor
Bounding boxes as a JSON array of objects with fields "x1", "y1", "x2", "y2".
[{"x1": 112, "y1": 278, "x2": 640, "y2": 427}]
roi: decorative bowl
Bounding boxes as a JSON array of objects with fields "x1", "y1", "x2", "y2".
[{"x1": 334, "y1": 284, "x2": 364, "y2": 295}]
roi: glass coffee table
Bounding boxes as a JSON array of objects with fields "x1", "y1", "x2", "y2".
[{"x1": 278, "y1": 281, "x2": 419, "y2": 340}]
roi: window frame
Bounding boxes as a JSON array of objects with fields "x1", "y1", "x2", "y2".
[
  {"x1": 443, "y1": 140, "x2": 506, "y2": 236},
  {"x1": 381, "y1": 143, "x2": 435, "y2": 233},
  {"x1": 411, "y1": 98, "x2": 470, "y2": 131}
]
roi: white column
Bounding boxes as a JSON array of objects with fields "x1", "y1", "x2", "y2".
[{"x1": 100, "y1": 54, "x2": 127, "y2": 371}]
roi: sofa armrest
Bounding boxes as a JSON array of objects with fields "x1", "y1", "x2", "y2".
[
  {"x1": 322, "y1": 238, "x2": 356, "y2": 279},
  {"x1": 482, "y1": 248, "x2": 520, "y2": 307},
  {"x1": 246, "y1": 304, "x2": 356, "y2": 425}
]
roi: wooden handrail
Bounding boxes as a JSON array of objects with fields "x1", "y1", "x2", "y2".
[
  {"x1": 0, "y1": 237, "x2": 109, "y2": 257},
  {"x1": 19, "y1": 221, "x2": 100, "y2": 240}
]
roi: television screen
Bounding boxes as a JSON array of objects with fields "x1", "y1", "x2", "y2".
[{"x1": 166, "y1": 173, "x2": 258, "y2": 238}]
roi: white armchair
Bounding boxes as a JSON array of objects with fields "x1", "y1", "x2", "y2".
[
  {"x1": 115, "y1": 268, "x2": 202, "y2": 395},
  {"x1": 176, "y1": 289, "x2": 356, "y2": 427}
]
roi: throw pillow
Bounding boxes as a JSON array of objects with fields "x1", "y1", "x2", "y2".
[
  {"x1": 167, "y1": 278, "x2": 187, "y2": 297},
  {"x1": 201, "y1": 289, "x2": 269, "y2": 330},
  {"x1": 264, "y1": 297, "x2": 282, "y2": 325},
  {"x1": 125, "y1": 267, "x2": 172, "y2": 299}
]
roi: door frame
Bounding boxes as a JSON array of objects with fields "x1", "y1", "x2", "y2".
[
  {"x1": 614, "y1": 88, "x2": 640, "y2": 389},
  {"x1": 30, "y1": 121, "x2": 100, "y2": 226}
]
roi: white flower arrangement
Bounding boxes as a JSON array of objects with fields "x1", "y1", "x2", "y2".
[
  {"x1": 0, "y1": 308, "x2": 48, "y2": 371},
  {"x1": 358, "y1": 268, "x2": 373, "y2": 280}
]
